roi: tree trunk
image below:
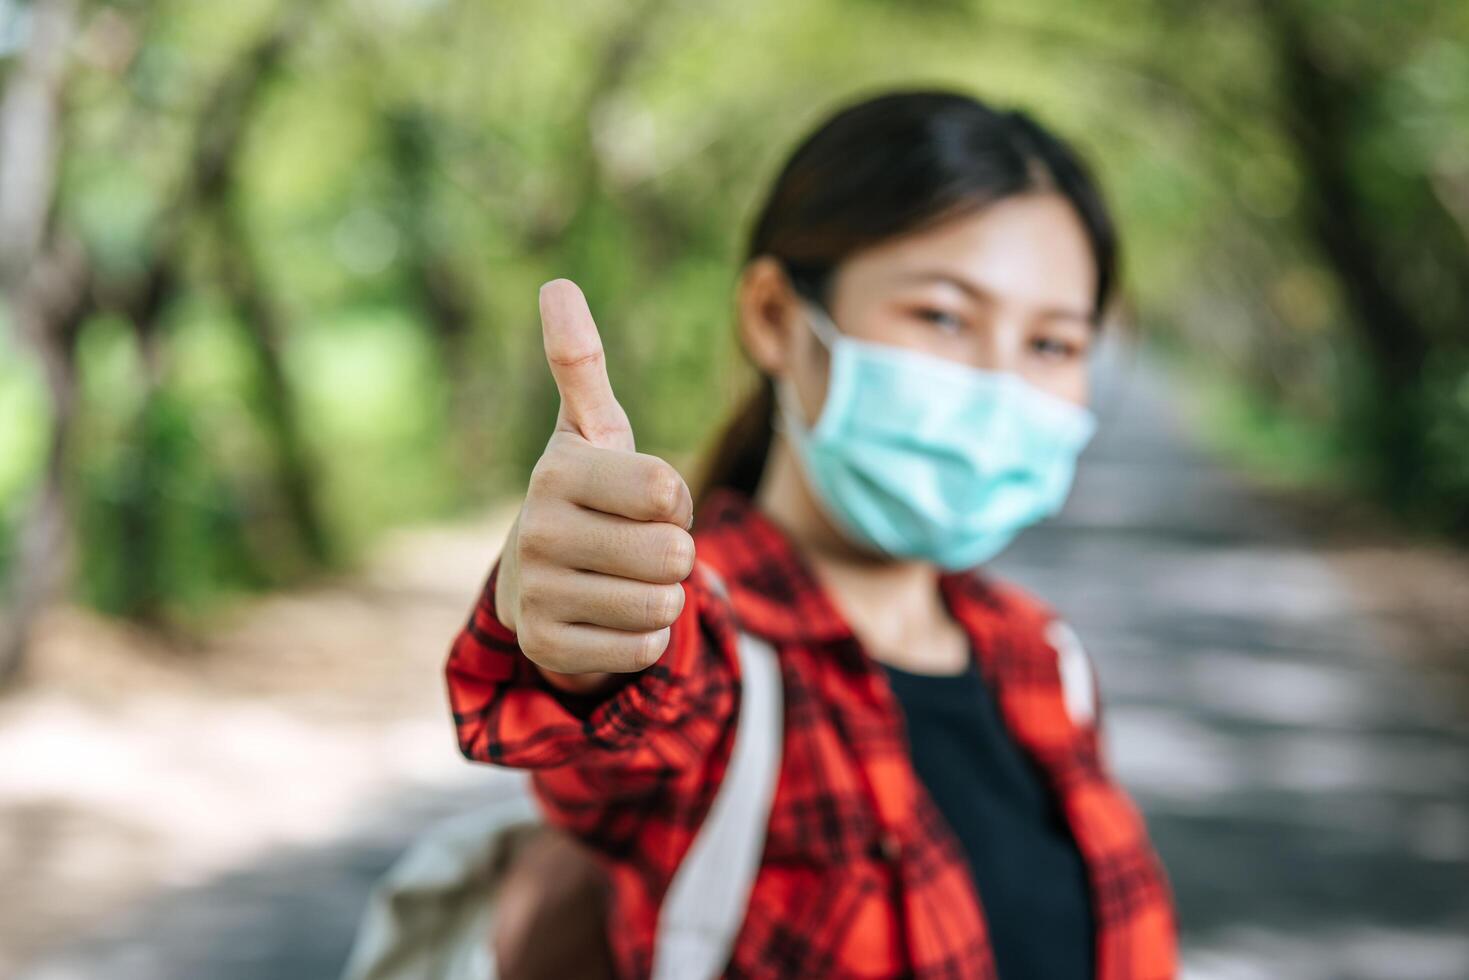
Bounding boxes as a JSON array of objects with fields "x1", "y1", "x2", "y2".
[
  {"x1": 1255, "y1": 1, "x2": 1469, "y2": 516},
  {"x1": 0, "y1": 0, "x2": 84, "y2": 685}
]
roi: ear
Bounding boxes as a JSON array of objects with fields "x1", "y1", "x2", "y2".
[{"x1": 736, "y1": 255, "x2": 803, "y2": 378}]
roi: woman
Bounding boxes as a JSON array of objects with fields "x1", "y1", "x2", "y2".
[{"x1": 446, "y1": 89, "x2": 1177, "y2": 979}]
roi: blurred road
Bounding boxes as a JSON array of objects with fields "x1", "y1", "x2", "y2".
[
  {"x1": 991, "y1": 340, "x2": 1469, "y2": 979},
  {"x1": 13, "y1": 339, "x2": 1469, "y2": 980}
]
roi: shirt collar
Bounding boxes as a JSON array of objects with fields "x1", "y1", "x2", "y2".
[{"x1": 691, "y1": 486, "x2": 1013, "y2": 646}]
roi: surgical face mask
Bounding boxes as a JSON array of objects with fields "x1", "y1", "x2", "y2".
[{"x1": 773, "y1": 298, "x2": 1097, "y2": 570}]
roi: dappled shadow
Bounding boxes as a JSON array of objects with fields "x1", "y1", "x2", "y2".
[
  {"x1": 11, "y1": 344, "x2": 1469, "y2": 980},
  {"x1": 15, "y1": 777, "x2": 521, "y2": 980},
  {"x1": 990, "y1": 345, "x2": 1469, "y2": 979}
]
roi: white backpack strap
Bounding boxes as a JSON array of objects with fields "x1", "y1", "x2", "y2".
[
  {"x1": 651, "y1": 563, "x2": 783, "y2": 980},
  {"x1": 1045, "y1": 618, "x2": 1096, "y2": 728}
]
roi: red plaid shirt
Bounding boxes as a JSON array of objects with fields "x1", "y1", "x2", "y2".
[{"x1": 446, "y1": 486, "x2": 1177, "y2": 979}]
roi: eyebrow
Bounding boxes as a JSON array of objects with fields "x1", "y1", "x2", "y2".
[{"x1": 892, "y1": 269, "x2": 1095, "y2": 324}]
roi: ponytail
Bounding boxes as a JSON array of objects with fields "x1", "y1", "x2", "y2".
[{"x1": 690, "y1": 375, "x2": 775, "y2": 516}]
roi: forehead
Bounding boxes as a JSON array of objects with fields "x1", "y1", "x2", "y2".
[{"x1": 838, "y1": 193, "x2": 1097, "y2": 319}]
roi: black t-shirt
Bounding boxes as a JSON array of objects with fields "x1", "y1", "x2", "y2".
[{"x1": 881, "y1": 656, "x2": 1095, "y2": 980}]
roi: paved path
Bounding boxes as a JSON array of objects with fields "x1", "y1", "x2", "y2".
[
  {"x1": 15, "y1": 340, "x2": 1469, "y2": 980},
  {"x1": 990, "y1": 341, "x2": 1469, "y2": 979}
]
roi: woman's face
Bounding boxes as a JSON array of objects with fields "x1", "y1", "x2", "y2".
[{"x1": 741, "y1": 191, "x2": 1099, "y2": 426}]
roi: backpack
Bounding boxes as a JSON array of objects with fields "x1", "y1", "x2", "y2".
[{"x1": 339, "y1": 562, "x2": 782, "y2": 980}]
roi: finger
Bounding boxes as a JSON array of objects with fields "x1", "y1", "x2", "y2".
[
  {"x1": 525, "y1": 621, "x2": 672, "y2": 674},
  {"x1": 537, "y1": 438, "x2": 694, "y2": 528},
  {"x1": 534, "y1": 506, "x2": 695, "y2": 584},
  {"x1": 539, "y1": 278, "x2": 635, "y2": 452},
  {"x1": 539, "y1": 570, "x2": 687, "y2": 633}
]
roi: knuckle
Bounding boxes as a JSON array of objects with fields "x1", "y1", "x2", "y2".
[
  {"x1": 521, "y1": 625, "x2": 574, "y2": 674},
  {"x1": 547, "y1": 343, "x2": 604, "y2": 373},
  {"x1": 517, "y1": 622, "x2": 550, "y2": 661},
  {"x1": 516, "y1": 574, "x2": 548, "y2": 615},
  {"x1": 517, "y1": 518, "x2": 556, "y2": 563},
  {"x1": 581, "y1": 415, "x2": 627, "y2": 447},
  {"x1": 644, "y1": 464, "x2": 684, "y2": 521},
  {"x1": 635, "y1": 628, "x2": 671, "y2": 669},
  {"x1": 645, "y1": 584, "x2": 684, "y2": 628},
  {"x1": 662, "y1": 529, "x2": 696, "y2": 580},
  {"x1": 529, "y1": 452, "x2": 571, "y2": 497},
  {"x1": 514, "y1": 529, "x2": 541, "y2": 566}
]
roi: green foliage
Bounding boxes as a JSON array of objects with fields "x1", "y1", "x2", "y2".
[
  {"x1": 1163, "y1": 342, "x2": 1344, "y2": 491},
  {"x1": 3, "y1": 0, "x2": 1468, "y2": 625},
  {"x1": 0, "y1": 324, "x2": 51, "y2": 585},
  {"x1": 287, "y1": 305, "x2": 461, "y2": 546},
  {"x1": 1421, "y1": 355, "x2": 1469, "y2": 530}
]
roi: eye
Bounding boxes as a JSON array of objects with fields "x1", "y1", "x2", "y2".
[
  {"x1": 915, "y1": 307, "x2": 965, "y2": 333},
  {"x1": 1031, "y1": 335, "x2": 1084, "y2": 360}
]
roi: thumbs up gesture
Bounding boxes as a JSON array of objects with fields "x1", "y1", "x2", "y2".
[{"x1": 493, "y1": 279, "x2": 697, "y2": 687}]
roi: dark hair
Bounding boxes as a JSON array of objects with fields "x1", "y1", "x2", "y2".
[{"x1": 692, "y1": 87, "x2": 1121, "y2": 513}]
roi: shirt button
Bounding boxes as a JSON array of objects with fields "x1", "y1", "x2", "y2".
[{"x1": 877, "y1": 831, "x2": 902, "y2": 862}]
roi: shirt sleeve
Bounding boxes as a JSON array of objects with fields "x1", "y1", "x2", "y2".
[{"x1": 444, "y1": 553, "x2": 739, "y2": 783}]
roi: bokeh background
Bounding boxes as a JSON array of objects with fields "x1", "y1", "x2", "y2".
[{"x1": 1, "y1": 1, "x2": 1467, "y2": 977}]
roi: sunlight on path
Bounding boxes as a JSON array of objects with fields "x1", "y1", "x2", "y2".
[
  {"x1": 5, "y1": 337, "x2": 1467, "y2": 979},
  {"x1": 0, "y1": 507, "x2": 523, "y2": 976},
  {"x1": 990, "y1": 339, "x2": 1469, "y2": 980}
]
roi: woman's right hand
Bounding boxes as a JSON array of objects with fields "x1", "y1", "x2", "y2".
[{"x1": 492, "y1": 279, "x2": 698, "y2": 693}]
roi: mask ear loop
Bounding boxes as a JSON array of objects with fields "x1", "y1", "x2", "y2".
[
  {"x1": 771, "y1": 299, "x2": 896, "y2": 560},
  {"x1": 798, "y1": 298, "x2": 841, "y2": 351},
  {"x1": 771, "y1": 298, "x2": 839, "y2": 439}
]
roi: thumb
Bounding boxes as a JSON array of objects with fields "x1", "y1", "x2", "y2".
[{"x1": 539, "y1": 278, "x2": 635, "y2": 452}]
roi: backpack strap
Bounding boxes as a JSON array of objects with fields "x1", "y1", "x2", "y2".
[
  {"x1": 651, "y1": 562, "x2": 784, "y2": 980},
  {"x1": 1044, "y1": 617, "x2": 1097, "y2": 728}
]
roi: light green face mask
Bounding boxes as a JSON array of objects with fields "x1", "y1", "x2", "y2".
[{"x1": 774, "y1": 298, "x2": 1098, "y2": 570}]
